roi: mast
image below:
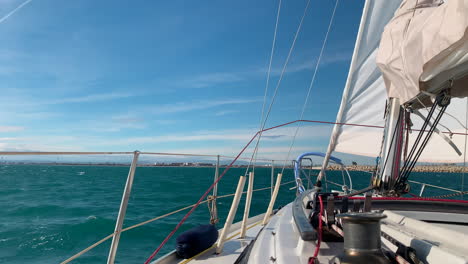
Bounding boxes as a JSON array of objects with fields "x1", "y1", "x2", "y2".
[{"x1": 373, "y1": 97, "x2": 404, "y2": 194}]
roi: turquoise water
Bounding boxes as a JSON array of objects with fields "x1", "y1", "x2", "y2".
[{"x1": 0, "y1": 165, "x2": 466, "y2": 263}]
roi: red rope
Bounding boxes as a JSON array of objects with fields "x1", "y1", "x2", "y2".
[
  {"x1": 346, "y1": 196, "x2": 468, "y2": 203},
  {"x1": 309, "y1": 195, "x2": 323, "y2": 264},
  {"x1": 143, "y1": 119, "x2": 468, "y2": 263}
]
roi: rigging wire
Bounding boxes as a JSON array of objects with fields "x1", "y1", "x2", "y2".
[
  {"x1": 0, "y1": 0, "x2": 33, "y2": 25},
  {"x1": 243, "y1": 0, "x2": 311, "y2": 178},
  {"x1": 280, "y1": 0, "x2": 340, "y2": 177},
  {"x1": 250, "y1": 0, "x2": 282, "y2": 176},
  {"x1": 399, "y1": 102, "x2": 438, "y2": 180},
  {"x1": 398, "y1": 103, "x2": 448, "y2": 189},
  {"x1": 443, "y1": 111, "x2": 468, "y2": 130},
  {"x1": 415, "y1": 96, "x2": 454, "y2": 135}
]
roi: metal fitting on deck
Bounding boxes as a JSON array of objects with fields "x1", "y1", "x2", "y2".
[{"x1": 333, "y1": 212, "x2": 391, "y2": 264}]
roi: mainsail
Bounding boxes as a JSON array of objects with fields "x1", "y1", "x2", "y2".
[
  {"x1": 321, "y1": 0, "x2": 468, "y2": 174},
  {"x1": 377, "y1": 0, "x2": 468, "y2": 103}
]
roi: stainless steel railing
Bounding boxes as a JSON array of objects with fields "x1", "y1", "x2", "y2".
[{"x1": 408, "y1": 180, "x2": 462, "y2": 196}]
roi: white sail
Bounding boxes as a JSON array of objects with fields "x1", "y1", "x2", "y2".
[
  {"x1": 321, "y1": 0, "x2": 468, "y2": 167},
  {"x1": 320, "y1": 0, "x2": 403, "y2": 169}
]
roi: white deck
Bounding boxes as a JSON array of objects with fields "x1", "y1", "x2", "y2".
[
  {"x1": 381, "y1": 211, "x2": 468, "y2": 264},
  {"x1": 248, "y1": 203, "x2": 468, "y2": 264},
  {"x1": 248, "y1": 203, "x2": 343, "y2": 264},
  {"x1": 154, "y1": 203, "x2": 468, "y2": 264}
]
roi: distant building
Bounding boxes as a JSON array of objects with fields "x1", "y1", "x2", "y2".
[{"x1": 197, "y1": 163, "x2": 214, "y2": 167}]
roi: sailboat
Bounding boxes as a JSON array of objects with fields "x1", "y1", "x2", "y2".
[{"x1": 22, "y1": 0, "x2": 466, "y2": 263}]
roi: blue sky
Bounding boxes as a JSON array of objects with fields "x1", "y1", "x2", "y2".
[{"x1": 0, "y1": 0, "x2": 367, "y2": 162}]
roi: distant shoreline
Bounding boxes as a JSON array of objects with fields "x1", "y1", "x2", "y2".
[
  {"x1": 0, "y1": 162, "x2": 276, "y2": 168},
  {"x1": 1, "y1": 162, "x2": 466, "y2": 172},
  {"x1": 329, "y1": 165, "x2": 468, "y2": 173}
]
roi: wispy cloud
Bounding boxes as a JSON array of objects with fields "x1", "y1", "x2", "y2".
[
  {"x1": 153, "y1": 119, "x2": 180, "y2": 125},
  {"x1": 0, "y1": 0, "x2": 33, "y2": 25},
  {"x1": 0, "y1": 125, "x2": 333, "y2": 161},
  {"x1": 112, "y1": 114, "x2": 179, "y2": 126},
  {"x1": 108, "y1": 130, "x2": 254, "y2": 144},
  {"x1": 111, "y1": 114, "x2": 144, "y2": 124},
  {"x1": 178, "y1": 72, "x2": 244, "y2": 89},
  {"x1": 155, "y1": 51, "x2": 350, "y2": 92},
  {"x1": 0, "y1": 135, "x2": 87, "y2": 152},
  {"x1": 0, "y1": 142, "x2": 83, "y2": 152},
  {"x1": 45, "y1": 92, "x2": 137, "y2": 105},
  {"x1": 148, "y1": 98, "x2": 261, "y2": 115},
  {"x1": 0, "y1": 92, "x2": 138, "y2": 126},
  {"x1": 289, "y1": 52, "x2": 351, "y2": 72},
  {"x1": 0, "y1": 92, "x2": 140, "y2": 110},
  {"x1": 0, "y1": 126, "x2": 24, "y2": 132},
  {"x1": 215, "y1": 110, "x2": 239, "y2": 116},
  {"x1": 264, "y1": 51, "x2": 352, "y2": 75},
  {"x1": 92, "y1": 123, "x2": 147, "y2": 133},
  {"x1": 94, "y1": 125, "x2": 332, "y2": 145},
  {"x1": 0, "y1": 137, "x2": 20, "y2": 141},
  {"x1": 153, "y1": 146, "x2": 324, "y2": 162},
  {"x1": 82, "y1": 117, "x2": 147, "y2": 133}
]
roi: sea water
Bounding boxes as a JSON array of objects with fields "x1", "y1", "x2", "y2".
[{"x1": 0, "y1": 165, "x2": 466, "y2": 263}]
